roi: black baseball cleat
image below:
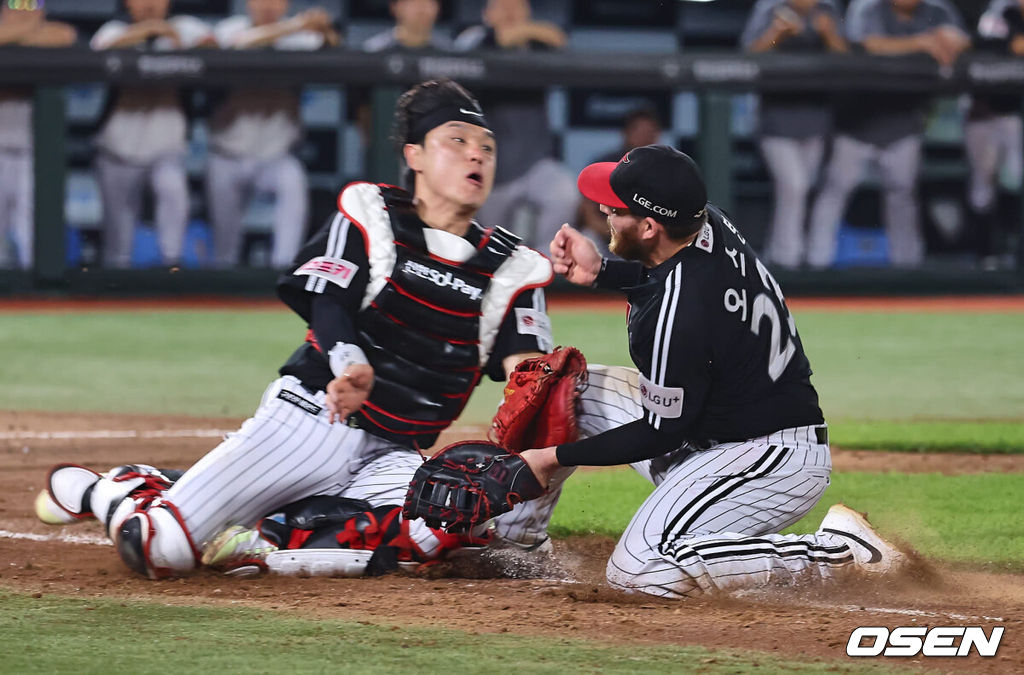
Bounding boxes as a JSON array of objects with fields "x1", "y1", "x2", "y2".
[{"x1": 819, "y1": 503, "x2": 908, "y2": 575}]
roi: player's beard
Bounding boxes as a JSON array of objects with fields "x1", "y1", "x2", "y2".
[{"x1": 609, "y1": 220, "x2": 645, "y2": 262}]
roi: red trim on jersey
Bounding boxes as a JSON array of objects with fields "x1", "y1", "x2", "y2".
[
  {"x1": 305, "y1": 328, "x2": 322, "y2": 353},
  {"x1": 476, "y1": 227, "x2": 493, "y2": 250},
  {"x1": 369, "y1": 302, "x2": 480, "y2": 345},
  {"x1": 385, "y1": 277, "x2": 482, "y2": 318},
  {"x1": 361, "y1": 400, "x2": 453, "y2": 428}
]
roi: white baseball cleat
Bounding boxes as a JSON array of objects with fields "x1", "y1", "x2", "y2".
[
  {"x1": 201, "y1": 525, "x2": 279, "y2": 569},
  {"x1": 34, "y1": 464, "x2": 102, "y2": 525},
  {"x1": 264, "y1": 549, "x2": 378, "y2": 577},
  {"x1": 819, "y1": 503, "x2": 908, "y2": 575}
]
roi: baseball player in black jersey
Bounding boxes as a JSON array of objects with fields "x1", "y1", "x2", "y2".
[
  {"x1": 510, "y1": 145, "x2": 908, "y2": 597},
  {"x1": 34, "y1": 79, "x2": 555, "y2": 578}
]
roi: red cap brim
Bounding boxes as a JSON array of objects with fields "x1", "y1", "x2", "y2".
[{"x1": 577, "y1": 162, "x2": 628, "y2": 209}]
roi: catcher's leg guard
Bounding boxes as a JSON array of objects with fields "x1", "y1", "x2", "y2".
[
  {"x1": 85, "y1": 464, "x2": 181, "y2": 538},
  {"x1": 35, "y1": 464, "x2": 102, "y2": 525},
  {"x1": 115, "y1": 503, "x2": 199, "y2": 579}
]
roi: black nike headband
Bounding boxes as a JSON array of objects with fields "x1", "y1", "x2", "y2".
[{"x1": 407, "y1": 103, "x2": 491, "y2": 145}]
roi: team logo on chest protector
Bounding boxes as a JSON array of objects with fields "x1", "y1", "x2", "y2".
[{"x1": 401, "y1": 259, "x2": 484, "y2": 301}]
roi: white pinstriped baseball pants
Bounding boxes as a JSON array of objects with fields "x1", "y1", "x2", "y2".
[
  {"x1": 498, "y1": 365, "x2": 856, "y2": 598},
  {"x1": 162, "y1": 376, "x2": 444, "y2": 558}
]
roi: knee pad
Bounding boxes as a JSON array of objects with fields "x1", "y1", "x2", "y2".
[
  {"x1": 114, "y1": 504, "x2": 198, "y2": 579},
  {"x1": 90, "y1": 464, "x2": 178, "y2": 537}
]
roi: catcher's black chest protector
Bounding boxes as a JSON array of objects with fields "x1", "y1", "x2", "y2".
[{"x1": 352, "y1": 187, "x2": 520, "y2": 449}]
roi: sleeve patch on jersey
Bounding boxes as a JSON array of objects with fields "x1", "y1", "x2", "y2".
[
  {"x1": 514, "y1": 308, "x2": 553, "y2": 345},
  {"x1": 694, "y1": 222, "x2": 714, "y2": 253},
  {"x1": 639, "y1": 375, "x2": 684, "y2": 419},
  {"x1": 293, "y1": 256, "x2": 359, "y2": 288}
]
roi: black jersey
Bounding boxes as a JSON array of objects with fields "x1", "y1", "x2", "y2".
[
  {"x1": 602, "y1": 206, "x2": 823, "y2": 444},
  {"x1": 973, "y1": 4, "x2": 1024, "y2": 118},
  {"x1": 276, "y1": 185, "x2": 553, "y2": 449}
]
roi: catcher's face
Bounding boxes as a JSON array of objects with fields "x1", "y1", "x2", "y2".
[{"x1": 406, "y1": 121, "x2": 496, "y2": 213}]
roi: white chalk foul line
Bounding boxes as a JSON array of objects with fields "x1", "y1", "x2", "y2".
[
  {"x1": 832, "y1": 603, "x2": 1004, "y2": 623},
  {"x1": 0, "y1": 528, "x2": 111, "y2": 546},
  {"x1": 0, "y1": 429, "x2": 233, "y2": 441}
]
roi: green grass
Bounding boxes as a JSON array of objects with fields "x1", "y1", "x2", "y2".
[
  {"x1": 0, "y1": 591, "x2": 877, "y2": 674},
  {"x1": 0, "y1": 308, "x2": 1021, "y2": 451},
  {"x1": 551, "y1": 468, "x2": 1024, "y2": 571}
]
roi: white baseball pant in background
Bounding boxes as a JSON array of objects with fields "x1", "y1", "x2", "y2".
[
  {"x1": 96, "y1": 152, "x2": 189, "y2": 268},
  {"x1": 0, "y1": 149, "x2": 33, "y2": 269},
  {"x1": 206, "y1": 152, "x2": 309, "y2": 268}
]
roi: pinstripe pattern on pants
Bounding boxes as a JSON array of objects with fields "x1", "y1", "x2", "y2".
[
  {"x1": 497, "y1": 365, "x2": 848, "y2": 597},
  {"x1": 163, "y1": 376, "x2": 440, "y2": 556}
]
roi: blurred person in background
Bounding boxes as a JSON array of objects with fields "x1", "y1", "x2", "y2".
[
  {"x1": 577, "y1": 107, "x2": 663, "y2": 255},
  {"x1": 91, "y1": 0, "x2": 214, "y2": 269},
  {"x1": 208, "y1": 0, "x2": 340, "y2": 269},
  {"x1": 364, "y1": 0, "x2": 449, "y2": 52},
  {"x1": 807, "y1": 0, "x2": 970, "y2": 269},
  {"x1": 966, "y1": 0, "x2": 1023, "y2": 270},
  {"x1": 0, "y1": 3, "x2": 76, "y2": 269},
  {"x1": 741, "y1": 0, "x2": 847, "y2": 270},
  {"x1": 454, "y1": 0, "x2": 578, "y2": 251}
]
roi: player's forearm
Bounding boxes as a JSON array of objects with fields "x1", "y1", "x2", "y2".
[
  {"x1": 497, "y1": 22, "x2": 565, "y2": 48},
  {"x1": 310, "y1": 294, "x2": 359, "y2": 359},
  {"x1": 746, "y1": 26, "x2": 789, "y2": 53},
  {"x1": 20, "y1": 21, "x2": 77, "y2": 47},
  {"x1": 0, "y1": 22, "x2": 36, "y2": 45},
  {"x1": 523, "y1": 22, "x2": 567, "y2": 48},
  {"x1": 820, "y1": 27, "x2": 848, "y2": 52},
  {"x1": 593, "y1": 258, "x2": 644, "y2": 292},
  {"x1": 859, "y1": 34, "x2": 930, "y2": 56},
  {"x1": 554, "y1": 418, "x2": 682, "y2": 467},
  {"x1": 227, "y1": 17, "x2": 307, "y2": 48},
  {"x1": 95, "y1": 21, "x2": 166, "y2": 49}
]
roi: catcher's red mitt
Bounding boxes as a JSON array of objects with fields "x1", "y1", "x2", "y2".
[{"x1": 489, "y1": 346, "x2": 588, "y2": 450}]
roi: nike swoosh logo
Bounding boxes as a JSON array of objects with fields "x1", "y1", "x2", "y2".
[
  {"x1": 459, "y1": 108, "x2": 484, "y2": 117},
  {"x1": 822, "y1": 527, "x2": 882, "y2": 563}
]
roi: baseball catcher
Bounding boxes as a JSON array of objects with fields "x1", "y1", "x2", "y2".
[{"x1": 32, "y1": 78, "x2": 560, "y2": 579}]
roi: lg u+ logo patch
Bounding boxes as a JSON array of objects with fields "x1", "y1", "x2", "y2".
[{"x1": 847, "y1": 626, "x2": 1004, "y2": 657}]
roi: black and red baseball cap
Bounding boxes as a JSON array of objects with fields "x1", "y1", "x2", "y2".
[{"x1": 577, "y1": 145, "x2": 708, "y2": 229}]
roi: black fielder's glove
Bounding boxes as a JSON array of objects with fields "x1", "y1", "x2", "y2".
[{"x1": 403, "y1": 441, "x2": 546, "y2": 533}]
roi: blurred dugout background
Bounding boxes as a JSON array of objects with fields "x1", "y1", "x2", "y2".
[{"x1": 2, "y1": 0, "x2": 1015, "y2": 290}]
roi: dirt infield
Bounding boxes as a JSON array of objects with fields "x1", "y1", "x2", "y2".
[{"x1": 1, "y1": 411, "x2": 1021, "y2": 671}]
